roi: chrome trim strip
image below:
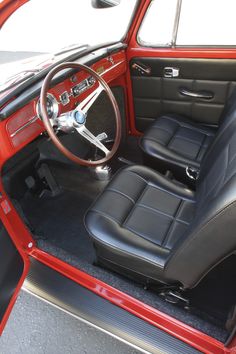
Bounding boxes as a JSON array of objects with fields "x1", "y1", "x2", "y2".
[
  {"x1": 59, "y1": 91, "x2": 70, "y2": 106},
  {"x1": 10, "y1": 116, "x2": 39, "y2": 138},
  {"x1": 171, "y1": 0, "x2": 182, "y2": 47},
  {"x1": 179, "y1": 87, "x2": 214, "y2": 99},
  {"x1": 100, "y1": 60, "x2": 125, "y2": 77}
]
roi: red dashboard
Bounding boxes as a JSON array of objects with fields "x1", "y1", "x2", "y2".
[{"x1": 0, "y1": 50, "x2": 126, "y2": 163}]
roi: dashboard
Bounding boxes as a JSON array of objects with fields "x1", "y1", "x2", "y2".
[{"x1": 0, "y1": 48, "x2": 126, "y2": 163}]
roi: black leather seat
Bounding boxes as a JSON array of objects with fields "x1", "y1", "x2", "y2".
[
  {"x1": 140, "y1": 89, "x2": 236, "y2": 184},
  {"x1": 86, "y1": 165, "x2": 195, "y2": 285},
  {"x1": 85, "y1": 108, "x2": 236, "y2": 288}
]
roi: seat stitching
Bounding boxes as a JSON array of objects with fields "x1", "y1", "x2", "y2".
[
  {"x1": 173, "y1": 134, "x2": 204, "y2": 146},
  {"x1": 87, "y1": 211, "x2": 167, "y2": 268},
  {"x1": 167, "y1": 125, "x2": 180, "y2": 148},
  {"x1": 224, "y1": 144, "x2": 230, "y2": 181},
  {"x1": 175, "y1": 199, "x2": 186, "y2": 220},
  {"x1": 122, "y1": 183, "x2": 148, "y2": 226},
  {"x1": 228, "y1": 145, "x2": 236, "y2": 166},
  {"x1": 202, "y1": 135, "x2": 213, "y2": 148},
  {"x1": 124, "y1": 224, "x2": 169, "y2": 249},
  {"x1": 199, "y1": 155, "x2": 228, "y2": 206},
  {"x1": 90, "y1": 208, "x2": 122, "y2": 226},
  {"x1": 124, "y1": 170, "x2": 148, "y2": 184},
  {"x1": 195, "y1": 134, "x2": 207, "y2": 161},
  {"x1": 90, "y1": 203, "x2": 171, "y2": 253},
  {"x1": 150, "y1": 125, "x2": 175, "y2": 135},
  {"x1": 136, "y1": 203, "x2": 189, "y2": 226},
  {"x1": 162, "y1": 116, "x2": 215, "y2": 135},
  {"x1": 125, "y1": 171, "x2": 195, "y2": 201},
  {"x1": 142, "y1": 136, "x2": 166, "y2": 146},
  {"x1": 106, "y1": 188, "x2": 135, "y2": 204},
  {"x1": 201, "y1": 173, "x2": 223, "y2": 203},
  {"x1": 206, "y1": 146, "x2": 229, "y2": 201},
  {"x1": 161, "y1": 199, "x2": 184, "y2": 248},
  {"x1": 165, "y1": 200, "x2": 236, "y2": 275},
  {"x1": 168, "y1": 148, "x2": 197, "y2": 160},
  {"x1": 162, "y1": 221, "x2": 184, "y2": 250},
  {"x1": 147, "y1": 181, "x2": 193, "y2": 201}
]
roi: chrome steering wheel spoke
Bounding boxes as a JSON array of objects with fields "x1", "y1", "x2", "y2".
[
  {"x1": 40, "y1": 62, "x2": 121, "y2": 166},
  {"x1": 75, "y1": 125, "x2": 110, "y2": 156},
  {"x1": 75, "y1": 83, "x2": 103, "y2": 114}
]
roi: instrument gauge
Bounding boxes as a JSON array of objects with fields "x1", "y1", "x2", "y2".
[{"x1": 36, "y1": 93, "x2": 59, "y2": 120}]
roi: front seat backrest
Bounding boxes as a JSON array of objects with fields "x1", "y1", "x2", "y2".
[
  {"x1": 165, "y1": 121, "x2": 236, "y2": 288},
  {"x1": 199, "y1": 88, "x2": 236, "y2": 174},
  {"x1": 219, "y1": 87, "x2": 236, "y2": 126}
]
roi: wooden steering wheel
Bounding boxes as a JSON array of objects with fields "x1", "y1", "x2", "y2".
[{"x1": 40, "y1": 62, "x2": 121, "y2": 166}]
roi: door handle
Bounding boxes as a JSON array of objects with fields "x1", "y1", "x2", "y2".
[
  {"x1": 132, "y1": 62, "x2": 151, "y2": 75},
  {"x1": 179, "y1": 87, "x2": 214, "y2": 100},
  {"x1": 164, "y1": 67, "x2": 179, "y2": 78}
]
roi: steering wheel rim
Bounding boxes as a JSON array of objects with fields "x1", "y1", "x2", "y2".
[{"x1": 40, "y1": 62, "x2": 122, "y2": 166}]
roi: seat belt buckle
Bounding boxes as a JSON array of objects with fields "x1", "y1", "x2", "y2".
[{"x1": 186, "y1": 167, "x2": 199, "y2": 180}]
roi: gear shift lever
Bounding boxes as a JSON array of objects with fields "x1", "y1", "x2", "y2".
[{"x1": 91, "y1": 132, "x2": 112, "y2": 181}]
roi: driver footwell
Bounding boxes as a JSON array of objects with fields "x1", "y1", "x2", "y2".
[{"x1": 18, "y1": 162, "x2": 230, "y2": 343}]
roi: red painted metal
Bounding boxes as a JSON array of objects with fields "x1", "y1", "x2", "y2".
[
  {"x1": 110, "y1": 75, "x2": 131, "y2": 134},
  {"x1": 0, "y1": 0, "x2": 29, "y2": 28},
  {"x1": 6, "y1": 99, "x2": 44, "y2": 148},
  {"x1": 0, "y1": 1, "x2": 236, "y2": 352},
  {"x1": 128, "y1": 47, "x2": 236, "y2": 59},
  {"x1": 228, "y1": 337, "x2": 236, "y2": 353},
  {"x1": 0, "y1": 50, "x2": 126, "y2": 333},
  {"x1": 0, "y1": 48, "x2": 127, "y2": 317},
  {"x1": 0, "y1": 187, "x2": 31, "y2": 334},
  {"x1": 1, "y1": 51, "x2": 126, "y2": 161}
]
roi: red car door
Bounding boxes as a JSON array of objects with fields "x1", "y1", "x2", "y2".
[
  {"x1": 0, "y1": 212, "x2": 30, "y2": 334},
  {"x1": 0, "y1": 0, "x2": 31, "y2": 334}
]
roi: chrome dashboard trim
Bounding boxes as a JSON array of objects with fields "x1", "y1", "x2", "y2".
[
  {"x1": 59, "y1": 91, "x2": 71, "y2": 106},
  {"x1": 36, "y1": 93, "x2": 59, "y2": 121},
  {"x1": 10, "y1": 115, "x2": 39, "y2": 138},
  {"x1": 9, "y1": 58, "x2": 126, "y2": 140},
  {"x1": 71, "y1": 76, "x2": 96, "y2": 97}
]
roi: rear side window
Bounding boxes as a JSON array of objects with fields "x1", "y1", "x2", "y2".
[{"x1": 138, "y1": 0, "x2": 236, "y2": 47}]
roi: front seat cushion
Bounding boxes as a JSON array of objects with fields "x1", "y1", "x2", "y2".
[
  {"x1": 85, "y1": 165, "x2": 196, "y2": 284},
  {"x1": 140, "y1": 114, "x2": 215, "y2": 177}
]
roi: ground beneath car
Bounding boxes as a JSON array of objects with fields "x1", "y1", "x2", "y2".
[{"x1": 0, "y1": 290, "x2": 139, "y2": 354}]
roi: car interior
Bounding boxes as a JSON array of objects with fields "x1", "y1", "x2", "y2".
[{"x1": 1, "y1": 42, "x2": 236, "y2": 346}]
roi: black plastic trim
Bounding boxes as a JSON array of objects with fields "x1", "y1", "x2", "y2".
[
  {"x1": 0, "y1": 222, "x2": 24, "y2": 321},
  {"x1": 24, "y1": 258, "x2": 201, "y2": 354}
]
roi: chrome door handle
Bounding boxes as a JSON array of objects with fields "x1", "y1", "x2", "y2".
[
  {"x1": 132, "y1": 62, "x2": 151, "y2": 75},
  {"x1": 179, "y1": 87, "x2": 214, "y2": 100},
  {"x1": 164, "y1": 67, "x2": 179, "y2": 78}
]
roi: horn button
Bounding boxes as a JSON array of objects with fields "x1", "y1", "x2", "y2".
[{"x1": 74, "y1": 110, "x2": 86, "y2": 125}]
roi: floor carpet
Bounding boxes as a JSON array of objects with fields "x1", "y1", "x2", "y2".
[{"x1": 19, "y1": 157, "x2": 230, "y2": 343}]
